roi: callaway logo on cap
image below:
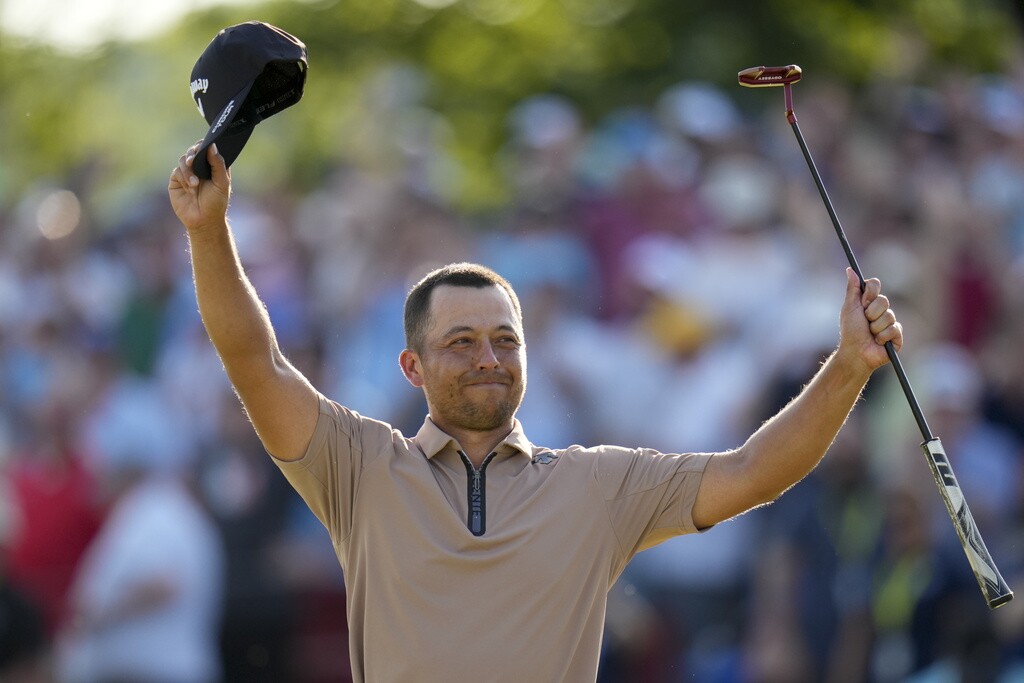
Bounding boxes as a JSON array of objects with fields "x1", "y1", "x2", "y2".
[{"x1": 189, "y1": 21, "x2": 308, "y2": 179}]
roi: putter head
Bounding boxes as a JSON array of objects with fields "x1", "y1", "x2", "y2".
[{"x1": 738, "y1": 65, "x2": 802, "y2": 87}]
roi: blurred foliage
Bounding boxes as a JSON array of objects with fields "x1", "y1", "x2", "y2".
[{"x1": 1, "y1": 0, "x2": 1021, "y2": 217}]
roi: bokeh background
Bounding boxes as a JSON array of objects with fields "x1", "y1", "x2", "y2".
[{"x1": 3, "y1": 0, "x2": 1024, "y2": 681}]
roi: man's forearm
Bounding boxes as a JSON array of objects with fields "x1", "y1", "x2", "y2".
[
  {"x1": 187, "y1": 221, "x2": 281, "y2": 375},
  {"x1": 170, "y1": 146, "x2": 321, "y2": 461},
  {"x1": 739, "y1": 350, "x2": 872, "y2": 503},
  {"x1": 692, "y1": 270, "x2": 901, "y2": 528}
]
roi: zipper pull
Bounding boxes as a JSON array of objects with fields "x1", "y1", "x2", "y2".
[
  {"x1": 470, "y1": 469, "x2": 483, "y2": 535},
  {"x1": 460, "y1": 451, "x2": 496, "y2": 537}
]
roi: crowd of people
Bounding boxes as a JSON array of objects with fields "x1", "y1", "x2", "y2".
[{"x1": 2, "y1": 57, "x2": 1024, "y2": 682}]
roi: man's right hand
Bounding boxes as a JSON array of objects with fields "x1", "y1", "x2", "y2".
[{"x1": 168, "y1": 142, "x2": 231, "y2": 233}]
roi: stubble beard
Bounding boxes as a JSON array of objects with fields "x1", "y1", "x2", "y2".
[
  {"x1": 429, "y1": 377, "x2": 526, "y2": 432},
  {"x1": 458, "y1": 398, "x2": 516, "y2": 431}
]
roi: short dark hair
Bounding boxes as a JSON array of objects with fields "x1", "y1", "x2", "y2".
[{"x1": 404, "y1": 263, "x2": 522, "y2": 353}]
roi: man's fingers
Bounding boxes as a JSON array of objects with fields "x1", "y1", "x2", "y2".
[
  {"x1": 864, "y1": 294, "x2": 890, "y2": 322},
  {"x1": 869, "y1": 308, "x2": 896, "y2": 335},
  {"x1": 844, "y1": 268, "x2": 862, "y2": 303},
  {"x1": 179, "y1": 140, "x2": 205, "y2": 181},
  {"x1": 861, "y1": 277, "x2": 881, "y2": 305},
  {"x1": 874, "y1": 321, "x2": 903, "y2": 350},
  {"x1": 177, "y1": 148, "x2": 202, "y2": 187},
  {"x1": 209, "y1": 143, "x2": 226, "y2": 177},
  {"x1": 862, "y1": 280, "x2": 898, "y2": 342},
  {"x1": 171, "y1": 145, "x2": 203, "y2": 193},
  {"x1": 177, "y1": 160, "x2": 199, "y2": 188},
  {"x1": 205, "y1": 143, "x2": 231, "y2": 194}
]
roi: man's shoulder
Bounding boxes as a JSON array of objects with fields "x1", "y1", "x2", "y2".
[{"x1": 316, "y1": 395, "x2": 416, "y2": 455}]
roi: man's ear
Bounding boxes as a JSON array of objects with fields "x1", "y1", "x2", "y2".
[{"x1": 399, "y1": 349, "x2": 425, "y2": 388}]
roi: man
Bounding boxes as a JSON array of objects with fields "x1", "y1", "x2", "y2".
[{"x1": 169, "y1": 143, "x2": 903, "y2": 682}]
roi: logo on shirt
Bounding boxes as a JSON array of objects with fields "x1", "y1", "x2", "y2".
[{"x1": 532, "y1": 452, "x2": 558, "y2": 465}]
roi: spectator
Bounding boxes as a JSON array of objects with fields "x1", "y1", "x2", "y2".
[{"x1": 57, "y1": 378, "x2": 224, "y2": 683}]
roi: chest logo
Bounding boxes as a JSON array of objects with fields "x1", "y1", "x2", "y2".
[{"x1": 533, "y1": 452, "x2": 559, "y2": 465}]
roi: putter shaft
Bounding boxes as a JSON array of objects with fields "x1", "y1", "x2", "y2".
[{"x1": 787, "y1": 113, "x2": 934, "y2": 441}]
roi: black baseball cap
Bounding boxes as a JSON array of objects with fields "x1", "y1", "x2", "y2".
[{"x1": 189, "y1": 21, "x2": 308, "y2": 179}]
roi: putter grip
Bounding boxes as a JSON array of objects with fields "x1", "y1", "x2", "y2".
[{"x1": 922, "y1": 438, "x2": 1014, "y2": 608}]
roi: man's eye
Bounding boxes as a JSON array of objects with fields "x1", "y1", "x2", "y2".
[{"x1": 451, "y1": 338, "x2": 472, "y2": 346}]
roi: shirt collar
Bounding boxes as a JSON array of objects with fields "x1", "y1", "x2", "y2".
[{"x1": 414, "y1": 416, "x2": 534, "y2": 460}]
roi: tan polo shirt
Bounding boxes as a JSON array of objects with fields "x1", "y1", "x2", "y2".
[{"x1": 274, "y1": 394, "x2": 711, "y2": 683}]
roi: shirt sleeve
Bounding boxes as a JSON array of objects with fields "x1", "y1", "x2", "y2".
[
  {"x1": 271, "y1": 394, "x2": 393, "y2": 544},
  {"x1": 593, "y1": 446, "x2": 713, "y2": 560}
]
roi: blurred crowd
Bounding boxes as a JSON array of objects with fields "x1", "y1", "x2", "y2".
[{"x1": 3, "y1": 55, "x2": 1024, "y2": 683}]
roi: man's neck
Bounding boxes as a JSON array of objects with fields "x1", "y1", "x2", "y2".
[{"x1": 434, "y1": 420, "x2": 514, "y2": 468}]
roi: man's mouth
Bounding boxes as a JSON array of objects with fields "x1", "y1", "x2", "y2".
[{"x1": 464, "y1": 375, "x2": 510, "y2": 388}]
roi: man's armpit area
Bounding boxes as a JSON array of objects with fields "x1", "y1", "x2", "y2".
[{"x1": 268, "y1": 393, "x2": 335, "y2": 466}]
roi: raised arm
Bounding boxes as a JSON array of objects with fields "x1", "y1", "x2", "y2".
[
  {"x1": 691, "y1": 268, "x2": 903, "y2": 528},
  {"x1": 168, "y1": 143, "x2": 318, "y2": 461}
]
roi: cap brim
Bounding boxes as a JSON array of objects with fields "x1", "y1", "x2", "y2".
[{"x1": 192, "y1": 80, "x2": 256, "y2": 180}]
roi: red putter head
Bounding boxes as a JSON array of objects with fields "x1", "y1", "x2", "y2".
[
  {"x1": 737, "y1": 65, "x2": 802, "y2": 87},
  {"x1": 738, "y1": 65, "x2": 803, "y2": 124}
]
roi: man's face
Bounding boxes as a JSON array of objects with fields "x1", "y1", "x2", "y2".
[{"x1": 404, "y1": 284, "x2": 526, "y2": 433}]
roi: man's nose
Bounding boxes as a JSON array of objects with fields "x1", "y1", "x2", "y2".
[{"x1": 476, "y1": 340, "x2": 500, "y2": 369}]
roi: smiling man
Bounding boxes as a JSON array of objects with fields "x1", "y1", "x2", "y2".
[
  {"x1": 169, "y1": 143, "x2": 903, "y2": 682},
  {"x1": 400, "y1": 274, "x2": 527, "y2": 466}
]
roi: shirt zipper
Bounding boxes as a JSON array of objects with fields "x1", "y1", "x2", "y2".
[{"x1": 458, "y1": 451, "x2": 498, "y2": 536}]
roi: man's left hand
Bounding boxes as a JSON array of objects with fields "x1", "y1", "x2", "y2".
[{"x1": 838, "y1": 266, "x2": 903, "y2": 375}]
